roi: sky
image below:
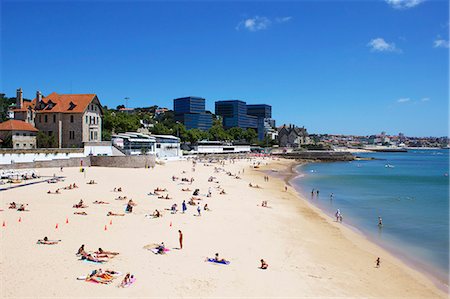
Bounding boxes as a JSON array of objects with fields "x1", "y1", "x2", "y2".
[{"x1": 1, "y1": 0, "x2": 449, "y2": 137}]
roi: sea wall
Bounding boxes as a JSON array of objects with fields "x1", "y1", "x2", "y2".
[
  {"x1": 273, "y1": 151, "x2": 354, "y2": 161},
  {"x1": 0, "y1": 157, "x2": 90, "y2": 169},
  {"x1": 90, "y1": 155, "x2": 155, "y2": 168},
  {"x1": 0, "y1": 155, "x2": 156, "y2": 169}
]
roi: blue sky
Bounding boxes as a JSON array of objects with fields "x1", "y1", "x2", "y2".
[{"x1": 1, "y1": 0, "x2": 448, "y2": 137}]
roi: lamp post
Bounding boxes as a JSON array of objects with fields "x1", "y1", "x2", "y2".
[{"x1": 124, "y1": 97, "x2": 130, "y2": 108}]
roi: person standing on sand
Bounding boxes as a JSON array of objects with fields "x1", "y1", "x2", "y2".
[
  {"x1": 182, "y1": 200, "x2": 187, "y2": 213},
  {"x1": 197, "y1": 204, "x2": 201, "y2": 216},
  {"x1": 285, "y1": 185, "x2": 288, "y2": 192},
  {"x1": 376, "y1": 257, "x2": 381, "y2": 268},
  {"x1": 178, "y1": 230, "x2": 183, "y2": 249}
]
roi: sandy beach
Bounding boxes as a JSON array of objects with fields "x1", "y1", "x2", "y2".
[{"x1": 0, "y1": 157, "x2": 447, "y2": 298}]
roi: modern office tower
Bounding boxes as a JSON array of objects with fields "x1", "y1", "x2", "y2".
[{"x1": 173, "y1": 97, "x2": 212, "y2": 131}]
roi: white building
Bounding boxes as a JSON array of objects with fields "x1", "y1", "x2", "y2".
[
  {"x1": 111, "y1": 132, "x2": 181, "y2": 157},
  {"x1": 153, "y1": 135, "x2": 181, "y2": 158},
  {"x1": 192, "y1": 141, "x2": 250, "y2": 154}
]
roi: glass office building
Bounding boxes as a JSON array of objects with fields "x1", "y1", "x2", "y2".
[
  {"x1": 173, "y1": 97, "x2": 212, "y2": 131},
  {"x1": 215, "y1": 100, "x2": 258, "y2": 130},
  {"x1": 246, "y1": 104, "x2": 272, "y2": 119}
]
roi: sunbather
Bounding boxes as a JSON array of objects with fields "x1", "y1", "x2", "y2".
[
  {"x1": 77, "y1": 244, "x2": 86, "y2": 256},
  {"x1": 74, "y1": 211, "x2": 87, "y2": 215},
  {"x1": 107, "y1": 211, "x2": 125, "y2": 216},
  {"x1": 93, "y1": 200, "x2": 109, "y2": 204},
  {"x1": 17, "y1": 204, "x2": 28, "y2": 211},
  {"x1": 37, "y1": 236, "x2": 60, "y2": 245},
  {"x1": 8, "y1": 202, "x2": 16, "y2": 209},
  {"x1": 95, "y1": 248, "x2": 119, "y2": 257}
]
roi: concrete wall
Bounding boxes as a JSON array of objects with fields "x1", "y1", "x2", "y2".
[
  {"x1": 90, "y1": 155, "x2": 155, "y2": 168},
  {"x1": 0, "y1": 157, "x2": 89, "y2": 169},
  {"x1": 273, "y1": 151, "x2": 354, "y2": 161}
]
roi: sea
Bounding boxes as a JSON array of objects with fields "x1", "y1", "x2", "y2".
[{"x1": 290, "y1": 149, "x2": 449, "y2": 287}]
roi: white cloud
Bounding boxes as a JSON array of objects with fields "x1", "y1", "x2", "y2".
[
  {"x1": 421, "y1": 97, "x2": 431, "y2": 102},
  {"x1": 368, "y1": 38, "x2": 401, "y2": 53},
  {"x1": 276, "y1": 16, "x2": 293, "y2": 23},
  {"x1": 236, "y1": 16, "x2": 292, "y2": 32},
  {"x1": 433, "y1": 38, "x2": 450, "y2": 48},
  {"x1": 236, "y1": 16, "x2": 271, "y2": 32},
  {"x1": 385, "y1": 0, "x2": 425, "y2": 9},
  {"x1": 397, "y1": 98, "x2": 411, "y2": 103}
]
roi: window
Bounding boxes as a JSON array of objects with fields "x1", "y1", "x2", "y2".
[
  {"x1": 48, "y1": 131, "x2": 53, "y2": 136},
  {"x1": 70, "y1": 115, "x2": 74, "y2": 123},
  {"x1": 39, "y1": 115, "x2": 42, "y2": 122},
  {"x1": 23, "y1": 144, "x2": 26, "y2": 147},
  {"x1": 45, "y1": 115, "x2": 48, "y2": 123},
  {"x1": 23, "y1": 133, "x2": 27, "y2": 136},
  {"x1": 16, "y1": 144, "x2": 19, "y2": 147},
  {"x1": 90, "y1": 131, "x2": 93, "y2": 140},
  {"x1": 69, "y1": 131, "x2": 75, "y2": 140},
  {"x1": 94, "y1": 131, "x2": 98, "y2": 140},
  {"x1": 16, "y1": 133, "x2": 19, "y2": 136},
  {"x1": 86, "y1": 116, "x2": 88, "y2": 123},
  {"x1": 53, "y1": 114, "x2": 56, "y2": 122},
  {"x1": 96, "y1": 117, "x2": 99, "y2": 124},
  {"x1": 156, "y1": 144, "x2": 161, "y2": 149}
]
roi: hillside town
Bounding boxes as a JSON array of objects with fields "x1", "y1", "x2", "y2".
[{"x1": 0, "y1": 88, "x2": 447, "y2": 162}]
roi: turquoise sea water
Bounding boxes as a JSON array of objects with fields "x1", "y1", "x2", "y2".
[{"x1": 291, "y1": 149, "x2": 449, "y2": 285}]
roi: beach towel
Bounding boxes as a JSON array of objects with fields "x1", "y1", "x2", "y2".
[{"x1": 207, "y1": 258, "x2": 230, "y2": 265}]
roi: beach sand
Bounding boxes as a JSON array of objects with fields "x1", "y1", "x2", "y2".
[{"x1": 0, "y1": 158, "x2": 446, "y2": 298}]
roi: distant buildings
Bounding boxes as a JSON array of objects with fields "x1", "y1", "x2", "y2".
[
  {"x1": 215, "y1": 100, "x2": 257, "y2": 130},
  {"x1": 278, "y1": 124, "x2": 309, "y2": 148},
  {"x1": 215, "y1": 100, "x2": 276, "y2": 141},
  {"x1": 246, "y1": 104, "x2": 277, "y2": 141},
  {"x1": 0, "y1": 119, "x2": 38, "y2": 149},
  {"x1": 9, "y1": 88, "x2": 103, "y2": 148},
  {"x1": 173, "y1": 97, "x2": 212, "y2": 131}
]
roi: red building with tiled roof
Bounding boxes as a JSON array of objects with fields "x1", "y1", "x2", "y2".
[{"x1": 9, "y1": 88, "x2": 103, "y2": 148}]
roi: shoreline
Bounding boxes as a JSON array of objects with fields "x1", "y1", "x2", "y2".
[{"x1": 263, "y1": 158, "x2": 448, "y2": 294}]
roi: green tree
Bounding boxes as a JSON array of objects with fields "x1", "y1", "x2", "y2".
[
  {"x1": 150, "y1": 123, "x2": 172, "y2": 135},
  {"x1": 227, "y1": 127, "x2": 245, "y2": 141},
  {"x1": 36, "y1": 131, "x2": 58, "y2": 148},
  {"x1": 208, "y1": 124, "x2": 230, "y2": 141},
  {"x1": 242, "y1": 128, "x2": 257, "y2": 143},
  {"x1": 186, "y1": 129, "x2": 208, "y2": 143}
]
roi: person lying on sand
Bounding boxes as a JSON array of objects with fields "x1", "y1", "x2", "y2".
[
  {"x1": 152, "y1": 209, "x2": 161, "y2": 218},
  {"x1": 87, "y1": 180, "x2": 97, "y2": 184},
  {"x1": 158, "y1": 194, "x2": 172, "y2": 200},
  {"x1": 154, "y1": 187, "x2": 167, "y2": 192},
  {"x1": 95, "y1": 248, "x2": 119, "y2": 257},
  {"x1": 85, "y1": 271, "x2": 115, "y2": 284},
  {"x1": 37, "y1": 236, "x2": 61, "y2": 245},
  {"x1": 93, "y1": 200, "x2": 109, "y2": 204},
  {"x1": 204, "y1": 204, "x2": 210, "y2": 211},
  {"x1": 113, "y1": 187, "x2": 123, "y2": 192},
  {"x1": 8, "y1": 202, "x2": 16, "y2": 209},
  {"x1": 115, "y1": 196, "x2": 127, "y2": 201},
  {"x1": 219, "y1": 189, "x2": 226, "y2": 195},
  {"x1": 17, "y1": 204, "x2": 29, "y2": 211},
  {"x1": 107, "y1": 211, "x2": 125, "y2": 216},
  {"x1": 188, "y1": 198, "x2": 196, "y2": 206},
  {"x1": 80, "y1": 252, "x2": 108, "y2": 263},
  {"x1": 210, "y1": 253, "x2": 228, "y2": 263},
  {"x1": 260, "y1": 259, "x2": 268, "y2": 269},
  {"x1": 74, "y1": 211, "x2": 87, "y2": 215},
  {"x1": 181, "y1": 188, "x2": 191, "y2": 192},
  {"x1": 127, "y1": 199, "x2": 136, "y2": 206}
]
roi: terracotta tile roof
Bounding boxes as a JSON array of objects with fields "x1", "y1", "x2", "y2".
[
  {"x1": 0, "y1": 120, "x2": 38, "y2": 132},
  {"x1": 32, "y1": 92, "x2": 98, "y2": 114},
  {"x1": 10, "y1": 100, "x2": 35, "y2": 112}
]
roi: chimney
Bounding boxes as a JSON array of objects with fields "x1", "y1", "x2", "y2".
[
  {"x1": 36, "y1": 91, "x2": 42, "y2": 103},
  {"x1": 16, "y1": 88, "x2": 23, "y2": 109}
]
